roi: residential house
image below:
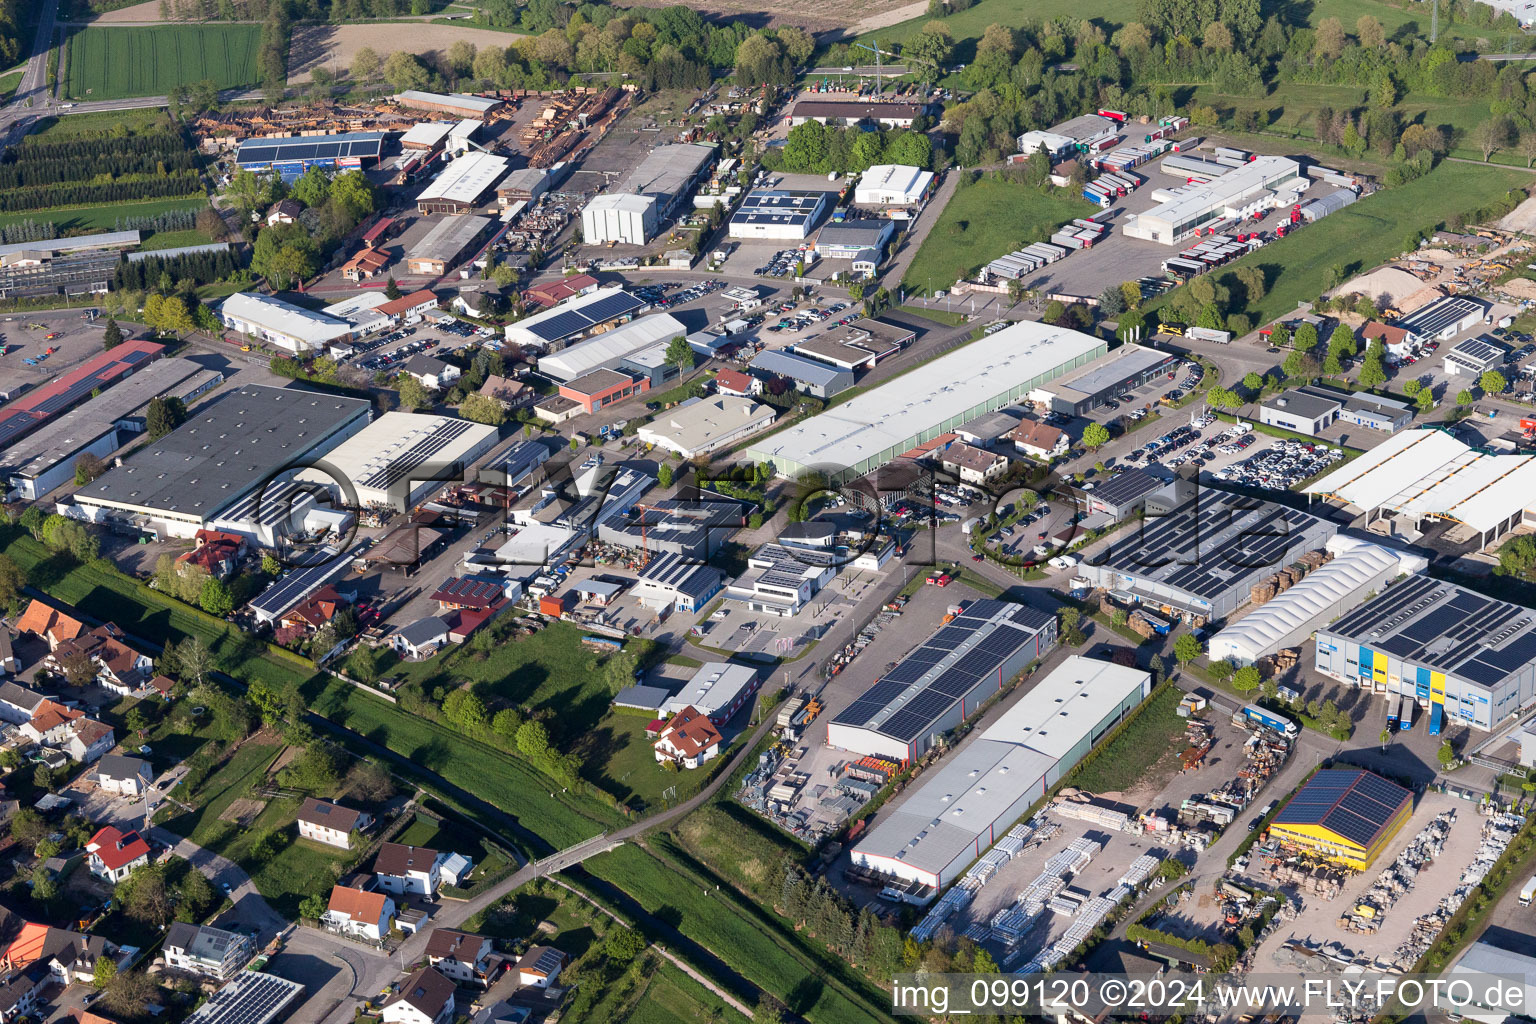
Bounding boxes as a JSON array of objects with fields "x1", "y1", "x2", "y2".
[
  {"x1": 47, "y1": 624, "x2": 154, "y2": 697},
  {"x1": 713, "y1": 368, "x2": 760, "y2": 398},
  {"x1": 0, "y1": 920, "x2": 113, "y2": 985},
  {"x1": 515, "y1": 946, "x2": 568, "y2": 989},
  {"x1": 0, "y1": 682, "x2": 44, "y2": 726},
  {"x1": 939, "y1": 442, "x2": 1009, "y2": 485},
  {"x1": 391, "y1": 617, "x2": 451, "y2": 660},
  {"x1": 478, "y1": 375, "x2": 534, "y2": 411},
  {"x1": 296, "y1": 798, "x2": 374, "y2": 850},
  {"x1": 0, "y1": 966, "x2": 48, "y2": 1023},
  {"x1": 382, "y1": 967, "x2": 456, "y2": 1024},
  {"x1": 424, "y1": 929, "x2": 493, "y2": 986},
  {"x1": 0, "y1": 629, "x2": 16, "y2": 677},
  {"x1": 1007, "y1": 419, "x2": 1068, "y2": 460},
  {"x1": 266, "y1": 199, "x2": 303, "y2": 226},
  {"x1": 95, "y1": 755, "x2": 153, "y2": 797},
  {"x1": 401, "y1": 355, "x2": 461, "y2": 392},
  {"x1": 15, "y1": 600, "x2": 84, "y2": 651},
  {"x1": 375, "y1": 843, "x2": 442, "y2": 897},
  {"x1": 323, "y1": 886, "x2": 396, "y2": 941},
  {"x1": 85, "y1": 826, "x2": 150, "y2": 883},
  {"x1": 162, "y1": 922, "x2": 253, "y2": 980},
  {"x1": 1359, "y1": 321, "x2": 1412, "y2": 358},
  {"x1": 175, "y1": 530, "x2": 247, "y2": 580},
  {"x1": 652, "y1": 705, "x2": 723, "y2": 770},
  {"x1": 342, "y1": 247, "x2": 390, "y2": 282},
  {"x1": 378, "y1": 290, "x2": 440, "y2": 325},
  {"x1": 24, "y1": 701, "x2": 115, "y2": 763},
  {"x1": 278, "y1": 585, "x2": 351, "y2": 635}
]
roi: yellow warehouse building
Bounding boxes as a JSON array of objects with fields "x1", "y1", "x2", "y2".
[{"x1": 1268, "y1": 768, "x2": 1413, "y2": 870}]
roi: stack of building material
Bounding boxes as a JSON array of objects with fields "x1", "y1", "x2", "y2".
[
  {"x1": 1118, "y1": 854, "x2": 1161, "y2": 888},
  {"x1": 1051, "y1": 799, "x2": 1131, "y2": 831}
]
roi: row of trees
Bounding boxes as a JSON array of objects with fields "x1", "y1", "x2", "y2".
[
  {"x1": 768, "y1": 121, "x2": 936, "y2": 176},
  {"x1": 0, "y1": 172, "x2": 204, "y2": 214},
  {"x1": 115, "y1": 248, "x2": 240, "y2": 293},
  {"x1": 0, "y1": 131, "x2": 199, "y2": 190}
]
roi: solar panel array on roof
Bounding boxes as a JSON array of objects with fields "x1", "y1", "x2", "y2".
[
  {"x1": 1273, "y1": 769, "x2": 1410, "y2": 849},
  {"x1": 832, "y1": 600, "x2": 1054, "y2": 743},
  {"x1": 236, "y1": 132, "x2": 386, "y2": 165},
  {"x1": 185, "y1": 971, "x2": 305, "y2": 1024},
  {"x1": 516, "y1": 290, "x2": 645, "y2": 344},
  {"x1": 359, "y1": 418, "x2": 476, "y2": 489},
  {"x1": 248, "y1": 546, "x2": 346, "y2": 619},
  {"x1": 0, "y1": 339, "x2": 165, "y2": 448}
]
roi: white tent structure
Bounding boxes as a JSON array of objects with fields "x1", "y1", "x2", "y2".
[
  {"x1": 1207, "y1": 536, "x2": 1425, "y2": 666},
  {"x1": 1306, "y1": 427, "x2": 1536, "y2": 549}
]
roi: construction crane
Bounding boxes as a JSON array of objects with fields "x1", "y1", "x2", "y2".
[{"x1": 852, "y1": 39, "x2": 887, "y2": 96}]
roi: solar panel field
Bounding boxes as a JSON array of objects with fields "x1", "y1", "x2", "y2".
[{"x1": 65, "y1": 25, "x2": 262, "y2": 100}]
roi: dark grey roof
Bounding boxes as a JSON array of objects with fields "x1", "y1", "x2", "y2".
[
  {"x1": 404, "y1": 354, "x2": 454, "y2": 377},
  {"x1": 96, "y1": 754, "x2": 150, "y2": 781},
  {"x1": 397, "y1": 616, "x2": 451, "y2": 646},
  {"x1": 1323, "y1": 573, "x2": 1536, "y2": 688},
  {"x1": 1273, "y1": 768, "x2": 1410, "y2": 848},
  {"x1": 780, "y1": 521, "x2": 835, "y2": 543},
  {"x1": 0, "y1": 681, "x2": 44, "y2": 712},
  {"x1": 164, "y1": 920, "x2": 199, "y2": 951},
  {"x1": 1447, "y1": 336, "x2": 1505, "y2": 365},
  {"x1": 1090, "y1": 467, "x2": 1164, "y2": 509},
  {"x1": 613, "y1": 684, "x2": 671, "y2": 710},
  {"x1": 1262, "y1": 386, "x2": 1344, "y2": 421},
  {"x1": 74, "y1": 385, "x2": 371, "y2": 521},
  {"x1": 638, "y1": 552, "x2": 722, "y2": 600},
  {"x1": 816, "y1": 220, "x2": 892, "y2": 247}
]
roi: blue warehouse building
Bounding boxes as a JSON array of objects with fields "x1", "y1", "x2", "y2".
[{"x1": 234, "y1": 132, "x2": 387, "y2": 180}]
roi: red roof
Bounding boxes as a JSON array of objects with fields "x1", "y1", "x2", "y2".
[
  {"x1": 328, "y1": 885, "x2": 390, "y2": 923},
  {"x1": 16, "y1": 600, "x2": 84, "y2": 644},
  {"x1": 87, "y1": 826, "x2": 150, "y2": 872},
  {"x1": 29, "y1": 699, "x2": 82, "y2": 734},
  {"x1": 715, "y1": 369, "x2": 754, "y2": 394},
  {"x1": 378, "y1": 289, "x2": 439, "y2": 317},
  {"x1": 430, "y1": 576, "x2": 505, "y2": 610},
  {"x1": 654, "y1": 705, "x2": 722, "y2": 759},
  {"x1": 523, "y1": 274, "x2": 597, "y2": 307},
  {"x1": 0, "y1": 339, "x2": 165, "y2": 448},
  {"x1": 361, "y1": 217, "x2": 395, "y2": 243}
]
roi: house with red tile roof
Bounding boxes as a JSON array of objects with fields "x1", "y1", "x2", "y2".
[
  {"x1": 322, "y1": 885, "x2": 396, "y2": 941},
  {"x1": 85, "y1": 826, "x2": 150, "y2": 883},
  {"x1": 23, "y1": 700, "x2": 115, "y2": 764},
  {"x1": 278, "y1": 585, "x2": 350, "y2": 633},
  {"x1": 714, "y1": 368, "x2": 760, "y2": 398},
  {"x1": 175, "y1": 530, "x2": 246, "y2": 580},
  {"x1": 47, "y1": 624, "x2": 153, "y2": 697},
  {"x1": 15, "y1": 601, "x2": 84, "y2": 651},
  {"x1": 652, "y1": 705, "x2": 723, "y2": 769}
]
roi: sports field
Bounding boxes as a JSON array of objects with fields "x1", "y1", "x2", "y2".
[{"x1": 65, "y1": 25, "x2": 261, "y2": 100}]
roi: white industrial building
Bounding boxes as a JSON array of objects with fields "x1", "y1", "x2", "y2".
[
  {"x1": 580, "y1": 143, "x2": 715, "y2": 245},
  {"x1": 220, "y1": 293, "x2": 353, "y2": 354},
  {"x1": 415, "y1": 151, "x2": 509, "y2": 213},
  {"x1": 1306, "y1": 426, "x2": 1536, "y2": 550},
  {"x1": 581, "y1": 194, "x2": 656, "y2": 246},
  {"x1": 1121, "y1": 156, "x2": 1303, "y2": 245},
  {"x1": 1399, "y1": 295, "x2": 1487, "y2": 347},
  {"x1": 1206, "y1": 536, "x2": 1424, "y2": 666},
  {"x1": 637, "y1": 394, "x2": 776, "y2": 457},
  {"x1": 745, "y1": 320, "x2": 1105, "y2": 481},
  {"x1": 1440, "y1": 942, "x2": 1536, "y2": 1023},
  {"x1": 663, "y1": 662, "x2": 759, "y2": 724},
  {"x1": 503, "y1": 286, "x2": 645, "y2": 350},
  {"x1": 1015, "y1": 114, "x2": 1119, "y2": 159},
  {"x1": 297, "y1": 412, "x2": 498, "y2": 512},
  {"x1": 728, "y1": 190, "x2": 834, "y2": 240},
  {"x1": 850, "y1": 656, "x2": 1151, "y2": 889},
  {"x1": 535, "y1": 312, "x2": 688, "y2": 381},
  {"x1": 853, "y1": 164, "x2": 934, "y2": 206}
]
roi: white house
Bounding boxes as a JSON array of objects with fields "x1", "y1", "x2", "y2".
[
  {"x1": 515, "y1": 946, "x2": 569, "y2": 989},
  {"x1": 439, "y1": 852, "x2": 474, "y2": 888},
  {"x1": 392, "y1": 617, "x2": 451, "y2": 660},
  {"x1": 323, "y1": 885, "x2": 396, "y2": 941},
  {"x1": 400, "y1": 354, "x2": 462, "y2": 392},
  {"x1": 382, "y1": 967, "x2": 457, "y2": 1024},
  {"x1": 652, "y1": 706, "x2": 723, "y2": 770},
  {"x1": 296, "y1": 798, "x2": 373, "y2": 849},
  {"x1": 939, "y1": 442, "x2": 1009, "y2": 484},
  {"x1": 95, "y1": 755, "x2": 153, "y2": 797},
  {"x1": 0, "y1": 681, "x2": 46, "y2": 725},
  {"x1": 425, "y1": 929, "x2": 494, "y2": 986},
  {"x1": 162, "y1": 922, "x2": 253, "y2": 980},
  {"x1": 374, "y1": 842, "x2": 442, "y2": 897},
  {"x1": 86, "y1": 826, "x2": 150, "y2": 883}
]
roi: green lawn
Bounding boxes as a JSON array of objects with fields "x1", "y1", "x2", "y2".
[
  {"x1": 0, "y1": 197, "x2": 210, "y2": 237},
  {"x1": 1068, "y1": 684, "x2": 1188, "y2": 794},
  {"x1": 140, "y1": 227, "x2": 217, "y2": 251},
  {"x1": 627, "y1": 962, "x2": 751, "y2": 1024},
  {"x1": 1162, "y1": 161, "x2": 1531, "y2": 327},
  {"x1": 25, "y1": 107, "x2": 174, "y2": 140},
  {"x1": 0, "y1": 71, "x2": 21, "y2": 104},
  {"x1": 901, "y1": 177, "x2": 1093, "y2": 295},
  {"x1": 160, "y1": 740, "x2": 354, "y2": 918},
  {"x1": 65, "y1": 25, "x2": 262, "y2": 100}
]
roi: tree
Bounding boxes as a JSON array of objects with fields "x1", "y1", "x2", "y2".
[
  {"x1": 397, "y1": 374, "x2": 431, "y2": 411},
  {"x1": 658, "y1": 463, "x2": 674, "y2": 488},
  {"x1": 1283, "y1": 348, "x2": 1308, "y2": 378},
  {"x1": 382, "y1": 51, "x2": 430, "y2": 91},
  {"x1": 300, "y1": 893, "x2": 327, "y2": 920},
  {"x1": 1232, "y1": 665, "x2": 1261, "y2": 691},
  {"x1": 0, "y1": 554, "x2": 24, "y2": 615},
  {"x1": 351, "y1": 46, "x2": 380, "y2": 82},
  {"x1": 1081, "y1": 421, "x2": 1111, "y2": 450},
  {"x1": 384, "y1": 276, "x2": 402, "y2": 300},
  {"x1": 1358, "y1": 353, "x2": 1387, "y2": 390},
  {"x1": 93, "y1": 958, "x2": 118, "y2": 989},
  {"x1": 1242, "y1": 371, "x2": 1263, "y2": 395},
  {"x1": 176, "y1": 636, "x2": 212, "y2": 686},
  {"x1": 1356, "y1": 13, "x2": 1385, "y2": 47},
  {"x1": 200, "y1": 576, "x2": 234, "y2": 617},
  {"x1": 604, "y1": 651, "x2": 639, "y2": 695},
  {"x1": 1480, "y1": 369, "x2": 1508, "y2": 395},
  {"x1": 1098, "y1": 285, "x2": 1125, "y2": 317},
  {"x1": 1438, "y1": 740, "x2": 1456, "y2": 768},
  {"x1": 460, "y1": 392, "x2": 507, "y2": 426},
  {"x1": 516, "y1": 720, "x2": 551, "y2": 759},
  {"x1": 665, "y1": 335, "x2": 695, "y2": 372},
  {"x1": 99, "y1": 971, "x2": 156, "y2": 1019},
  {"x1": 1313, "y1": 16, "x2": 1345, "y2": 58},
  {"x1": 603, "y1": 925, "x2": 647, "y2": 964},
  {"x1": 1416, "y1": 389, "x2": 1435, "y2": 414},
  {"x1": 1173, "y1": 632, "x2": 1203, "y2": 664},
  {"x1": 118, "y1": 864, "x2": 172, "y2": 925},
  {"x1": 101, "y1": 317, "x2": 124, "y2": 350},
  {"x1": 1120, "y1": 279, "x2": 1143, "y2": 311},
  {"x1": 1457, "y1": 388, "x2": 1475, "y2": 405}
]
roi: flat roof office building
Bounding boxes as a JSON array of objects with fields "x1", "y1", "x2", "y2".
[
  {"x1": 746, "y1": 320, "x2": 1105, "y2": 482},
  {"x1": 1031, "y1": 344, "x2": 1179, "y2": 416},
  {"x1": 850, "y1": 656, "x2": 1149, "y2": 888},
  {"x1": 827, "y1": 599, "x2": 1058, "y2": 763},
  {"x1": 1314, "y1": 572, "x2": 1536, "y2": 730},
  {"x1": 728, "y1": 190, "x2": 834, "y2": 240},
  {"x1": 1078, "y1": 481, "x2": 1336, "y2": 620}
]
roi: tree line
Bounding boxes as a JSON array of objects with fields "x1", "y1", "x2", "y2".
[
  {"x1": 769, "y1": 122, "x2": 936, "y2": 176},
  {"x1": 0, "y1": 132, "x2": 200, "y2": 190},
  {"x1": 0, "y1": 173, "x2": 205, "y2": 214},
  {"x1": 115, "y1": 248, "x2": 239, "y2": 292}
]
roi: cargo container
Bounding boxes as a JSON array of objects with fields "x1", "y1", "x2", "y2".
[
  {"x1": 1386, "y1": 693, "x2": 1401, "y2": 730},
  {"x1": 1429, "y1": 703, "x2": 1443, "y2": 735}
]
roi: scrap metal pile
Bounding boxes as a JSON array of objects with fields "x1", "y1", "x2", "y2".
[{"x1": 1336, "y1": 811, "x2": 1454, "y2": 935}]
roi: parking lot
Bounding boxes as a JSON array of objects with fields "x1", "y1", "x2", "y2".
[
  {"x1": 352, "y1": 317, "x2": 488, "y2": 373},
  {"x1": 0, "y1": 309, "x2": 114, "y2": 398}
]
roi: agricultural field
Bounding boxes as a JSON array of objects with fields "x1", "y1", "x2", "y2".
[
  {"x1": 1178, "y1": 161, "x2": 1531, "y2": 327},
  {"x1": 901, "y1": 175, "x2": 1092, "y2": 294},
  {"x1": 65, "y1": 24, "x2": 261, "y2": 100}
]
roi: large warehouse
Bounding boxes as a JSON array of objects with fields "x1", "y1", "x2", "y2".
[
  {"x1": 406, "y1": 215, "x2": 492, "y2": 275},
  {"x1": 1077, "y1": 481, "x2": 1336, "y2": 620},
  {"x1": 298, "y1": 412, "x2": 498, "y2": 512},
  {"x1": 850, "y1": 656, "x2": 1151, "y2": 889},
  {"x1": 728, "y1": 190, "x2": 835, "y2": 240},
  {"x1": 745, "y1": 320, "x2": 1105, "y2": 481},
  {"x1": 1207, "y1": 536, "x2": 1420, "y2": 666},
  {"x1": 535, "y1": 311, "x2": 687, "y2": 381},
  {"x1": 580, "y1": 143, "x2": 715, "y2": 245},
  {"x1": 220, "y1": 293, "x2": 353, "y2": 355},
  {"x1": 415, "y1": 152, "x2": 509, "y2": 214},
  {"x1": 853, "y1": 164, "x2": 934, "y2": 206},
  {"x1": 234, "y1": 132, "x2": 385, "y2": 175},
  {"x1": 1313, "y1": 573, "x2": 1536, "y2": 731},
  {"x1": 1030, "y1": 344, "x2": 1179, "y2": 416},
  {"x1": 4, "y1": 358, "x2": 211, "y2": 500},
  {"x1": 826, "y1": 599, "x2": 1058, "y2": 762},
  {"x1": 637, "y1": 395, "x2": 776, "y2": 458},
  {"x1": 1268, "y1": 769, "x2": 1413, "y2": 870},
  {"x1": 504, "y1": 286, "x2": 646, "y2": 350},
  {"x1": 1306, "y1": 427, "x2": 1536, "y2": 551},
  {"x1": 0, "y1": 337, "x2": 164, "y2": 450},
  {"x1": 1122, "y1": 156, "x2": 1302, "y2": 245},
  {"x1": 72, "y1": 385, "x2": 372, "y2": 539}
]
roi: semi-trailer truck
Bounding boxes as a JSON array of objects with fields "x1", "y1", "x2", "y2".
[{"x1": 1241, "y1": 704, "x2": 1299, "y2": 738}]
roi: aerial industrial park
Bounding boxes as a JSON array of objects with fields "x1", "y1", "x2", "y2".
[{"x1": 6, "y1": 1, "x2": 1536, "y2": 1023}]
